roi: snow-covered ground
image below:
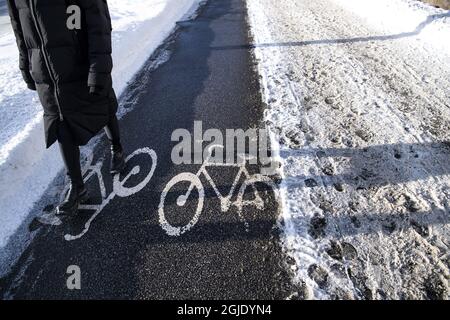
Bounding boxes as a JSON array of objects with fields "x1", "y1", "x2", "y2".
[
  {"x1": 0, "y1": 0, "x2": 200, "y2": 256},
  {"x1": 247, "y1": 0, "x2": 450, "y2": 299}
]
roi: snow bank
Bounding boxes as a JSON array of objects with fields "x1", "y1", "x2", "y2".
[
  {"x1": 0, "y1": 0, "x2": 200, "y2": 250},
  {"x1": 247, "y1": 0, "x2": 450, "y2": 299}
]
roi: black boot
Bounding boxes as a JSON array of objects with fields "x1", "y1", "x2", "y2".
[
  {"x1": 110, "y1": 144, "x2": 126, "y2": 174},
  {"x1": 56, "y1": 183, "x2": 89, "y2": 216}
]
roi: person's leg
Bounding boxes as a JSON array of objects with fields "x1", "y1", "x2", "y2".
[
  {"x1": 56, "y1": 123, "x2": 88, "y2": 215},
  {"x1": 104, "y1": 114, "x2": 122, "y2": 152},
  {"x1": 58, "y1": 124, "x2": 84, "y2": 188},
  {"x1": 104, "y1": 114, "x2": 126, "y2": 174}
]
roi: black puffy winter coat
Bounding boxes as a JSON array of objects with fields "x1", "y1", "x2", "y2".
[{"x1": 7, "y1": 0, "x2": 118, "y2": 148}]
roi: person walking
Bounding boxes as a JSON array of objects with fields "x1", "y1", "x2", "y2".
[{"x1": 7, "y1": 0, "x2": 125, "y2": 215}]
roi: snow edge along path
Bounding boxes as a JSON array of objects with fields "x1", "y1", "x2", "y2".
[
  {"x1": 0, "y1": 0, "x2": 201, "y2": 267},
  {"x1": 246, "y1": 0, "x2": 323, "y2": 300}
]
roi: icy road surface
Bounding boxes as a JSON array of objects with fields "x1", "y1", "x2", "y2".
[{"x1": 247, "y1": 0, "x2": 450, "y2": 299}]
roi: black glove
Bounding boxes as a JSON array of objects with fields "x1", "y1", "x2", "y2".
[{"x1": 89, "y1": 85, "x2": 105, "y2": 96}]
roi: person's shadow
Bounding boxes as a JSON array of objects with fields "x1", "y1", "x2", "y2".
[
  {"x1": 0, "y1": 1, "x2": 7, "y2": 17},
  {"x1": 281, "y1": 141, "x2": 450, "y2": 237},
  {"x1": 283, "y1": 141, "x2": 450, "y2": 189}
]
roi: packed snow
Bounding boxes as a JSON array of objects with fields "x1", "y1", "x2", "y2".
[
  {"x1": 247, "y1": 0, "x2": 450, "y2": 299},
  {"x1": 0, "y1": 0, "x2": 200, "y2": 255}
]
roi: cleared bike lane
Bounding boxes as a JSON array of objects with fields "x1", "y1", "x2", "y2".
[{"x1": 0, "y1": 0, "x2": 293, "y2": 299}]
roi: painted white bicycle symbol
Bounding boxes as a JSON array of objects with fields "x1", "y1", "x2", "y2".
[
  {"x1": 158, "y1": 145, "x2": 279, "y2": 236},
  {"x1": 64, "y1": 147, "x2": 157, "y2": 241}
]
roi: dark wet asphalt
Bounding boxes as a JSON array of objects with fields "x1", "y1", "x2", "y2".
[{"x1": 0, "y1": 0, "x2": 292, "y2": 299}]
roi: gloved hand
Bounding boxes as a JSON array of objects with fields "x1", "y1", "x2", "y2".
[{"x1": 89, "y1": 85, "x2": 105, "y2": 96}]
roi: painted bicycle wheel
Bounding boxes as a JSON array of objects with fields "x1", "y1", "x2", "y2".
[
  {"x1": 158, "y1": 173, "x2": 205, "y2": 236},
  {"x1": 113, "y1": 147, "x2": 157, "y2": 198}
]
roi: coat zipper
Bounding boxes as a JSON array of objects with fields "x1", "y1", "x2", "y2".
[{"x1": 29, "y1": 0, "x2": 64, "y2": 121}]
